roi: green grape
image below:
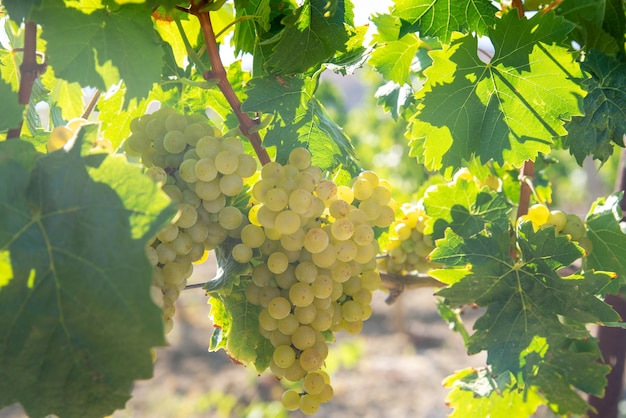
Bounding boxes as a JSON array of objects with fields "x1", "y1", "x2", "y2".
[
  {"x1": 237, "y1": 153, "x2": 257, "y2": 178},
  {"x1": 352, "y1": 223, "x2": 374, "y2": 246},
  {"x1": 182, "y1": 189, "x2": 201, "y2": 208},
  {"x1": 259, "y1": 308, "x2": 278, "y2": 331},
  {"x1": 311, "y1": 244, "x2": 336, "y2": 268},
  {"x1": 202, "y1": 194, "x2": 226, "y2": 214},
  {"x1": 527, "y1": 203, "x2": 550, "y2": 227},
  {"x1": 156, "y1": 242, "x2": 177, "y2": 264},
  {"x1": 317, "y1": 384, "x2": 334, "y2": 403},
  {"x1": 359, "y1": 199, "x2": 381, "y2": 221},
  {"x1": 294, "y1": 304, "x2": 317, "y2": 324},
  {"x1": 289, "y1": 189, "x2": 314, "y2": 214},
  {"x1": 562, "y1": 214, "x2": 586, "y2": 240},
  {"x1": 268, "y1": 296, "x2": 292, "y2": 320},
  {"x1": 299, "y1": 348, "x2": 324, "y2": 372},
  {"x1": 261, "y1": 162, "x2": 285, "y2": 185},
  {"x1": 126, "y1": 132, "x2": 151, "y2": 153},
  {"x1": 275, "y1": 210, "x2": 301, "y2": 235},
  {"x1": 162, "y1": 261, "x2": 186, "y2": 285},
  {"x1": 218, "y1": 206, "x2": 243, "y2": 230},
  {"x1": 221, "y1": 136, "x2": 244, "y2": 153},
  {"x1": 195, "y1": 158, "x2": 218, "y2": 182},
  {"x1": 336, "y1": 185, "x2": 354, "y2": 203},
  {"x1": 311, "y1": 309, "x2": 332, "y2": 331},
  {"x1": 267, "y1": 252, "x2": 289, "y2": 274},
  {"x1": 157, "y1": 224, "x2": 179, "y2": 243},
  {"x1": 374, "y1": 205, "x2": 395, "y2": 228},
  {"x1": 547, "y1": 210, "x2": 568, "y2": 232},
  {"x1": 299, "y1": 394, "x2": 320, "y2": 415},
  {"x1": 145, "y1": 117, "x2": 166, "y2": 139},
  {"x1": 284, "y1": 360, "x2": 306, "y2": 382},
  {"x1": 341, "y1": 300, "x2": 364, "y2": 322},
  {"x1": 304, "y1": 228, "x2": 329, "y2": 254},
  {"x1": 215, "y1": 150, "x2": 239, "y2": 174},
  {"x1": 232, "y1": 243, "x2": 253, "y2": 263},
  {"x1": 270, "y1": 330, "x2": 292, "y2": 347},
  {"x1": 196, "y1": 136, "x2": 221, "y2": 158},
  {"x1": 292, "y1": 325, "x2": 317, "y2": 350},
  {"x1": 288, "y1": 147, "x2": 312, "y2": 170},
  {"x1": 343, "y1": 319, "x2": 363, "y2": 334},
  {"x1": 171, "y1": 232, "x2": 193, "y2": 255},
  {"x1": 145, "y1": 166, "x2": 168, "y2": 184},
  {"x1": 183, "y1": 122, "x2": 206, "y2": 146},
  {"x1": 289, "y1": 282, "x2": 315, "y2": 307},
  {"x1": 311, "y1": 274, "x2": 334, "y2": 298},
  {"x1": 163, "y1": 130, "x2": 187, "y2": 154},
  {"x1": 277, "y1": 314, "x2": 300, "y2": 335},
  {"x1": 336, "y1": 240, "x2": 358, "y2": 262},
  {"x1": 273, "y1": 344, "x2": 296, "y2": 368},
  {"x1": 280, "y1": 229, "x2": 305, "y2": 251},
  {"x1": 258, "y1": 286, "x2": 281, "y2": 308},
  {"x1": 352, "y1": 178, "x2": 374, "y2": 201},
  {"x1": 331, "y1": 218, "x2": 354, "y2": 241},
  {"x1": 341, "y1": 275, "x2": 362, "y2": 296},
  {"x1": 179, "y1": 158, "x2": 198, "y2": 183},
  {"x1": 281, "y1": 390, "x2": 301, "y2": 411},
  {"x1": 330, "y1": 261, "x2": 352, "y2": 283},
  {"x1": 164, "y1": 113, "x2": 187, "y2": 131},
  {"x1": 176, "y1": 203, "x2": 198, "y2": 229},
  {"x1": 194, "y1": 180, "x2": 221, "y2": 201},
  {"x1": 241, "y1": 224, "x2": 265, "y2": 248},
  {"x1": 265, "y1": 188, "x2": 289, "y2": 212},
  {"x1": 303, "y1": 371, "x2": 326, "y2": 395},
  {"x1": 219, "y1": 174, "x2": 244, "y2": 196},
  {"x1": 146, "y1": 245, "x2": 159, "y2": 266},
  {"x1": 295, "y1": 261, "x2": 318, "y2": 284},
  {"x1": 315, "y1": 180, "x2": 337, "y2": 201},
  {"x1": 329, "y1": 199, "x2": 350, "y2": 219}
]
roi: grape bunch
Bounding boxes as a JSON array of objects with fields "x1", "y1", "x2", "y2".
[
  {"x1": 124, "y1": 107, "x2": 257, "y2": 334},
  {"x1": 241, "y1": 148, "x2": 394, "y2": 414},
  {"x1": 520, "y1": 203, "x2": 592, "y2": 255},
  {"x1": 378, "y1": 203, "x2": 437, "y2": 274}
]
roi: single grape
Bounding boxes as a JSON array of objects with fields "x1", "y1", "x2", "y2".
[{"x1": 281, "y1": 390, "x2": 301, "y2": 411}]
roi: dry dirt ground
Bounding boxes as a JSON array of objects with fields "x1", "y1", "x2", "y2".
[{"x1": 1, "y1": 255, "x2": 559, "y2": 418}]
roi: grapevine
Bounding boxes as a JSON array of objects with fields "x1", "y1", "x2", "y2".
[{"x1": 2, "y1": 1, "x2": 626, "y2": 418}]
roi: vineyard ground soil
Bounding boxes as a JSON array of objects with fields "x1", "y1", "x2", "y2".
[{"x1": 1, "y1": 256, "x2": 568, "y2": 418}]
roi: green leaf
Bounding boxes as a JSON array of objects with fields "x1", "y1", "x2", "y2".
[
  {"x1": 232, "y1": 0, "x2": 271, "y2": 55},
  {"x1": 208, "y1": 286, "x2": 274, "y2": 373},
  {"x1": 434, "y1": 222, "x2": 618, "y2": 414},
  {"x1": 375, "y1": 81, "x2": 414, "y2": 120},
  {"x1": 0, "y1": 78, "x2": 24, "y2": 131},
  {"x1": 266, "y1": 0, "x2": 350, "y2": 74},
  {"x1": 393, "y1": 0, "x2": 498, "y2": 43},
  {"x1": 203, "y1": 243, "x2": 252, "y2": 294},
  {"x1": 33, "y1": 1, "x2": 163, "y2": 103},
  {"x1": 2, "y1": 0, "x2": 41, "y2": 21},
  {"x1": 368, "y1": 33, "x2": 420, "y2": 84},
  {"x1": 564, "y1": 51, "x2": 626, "y2": 164},
  {"x1": 263, "y1": 96, "x2": 358, "y2": 173},
  {"x1": 444, "y1": 369, "x2": 543, "y2": 418},
  {"x1": 408, "y1": 11, "x2": 585, "y2": 171},
  {"x1": 602, "y1": 0, "x2": 626, "y2": 55},
  {"x1": 242, "y1": 74, "x2": 313, "y2": 122},
  {"x1": 585, "y1": 193, "x2": 626, "y2": 292},
  {"x1": 422, "y1": 178, "x2": 512, "y2": 239},
  {"x1": 0, "y1": 125, "x2": 176, "y2": 418}
]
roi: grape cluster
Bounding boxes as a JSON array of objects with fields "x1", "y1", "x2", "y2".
[
  {"x1": 242, "y1": 148, "x2": 394, "y2": 414},
  {"x1": 124, "y1": 107, "x2": 256, "y2": 333},
  {"x1": 520, "y1": 203, "x2": 592, "y2": 255},
  {"x1": 47, "y1": 117, "x2": 113, "y2": 153},
  {"x1": 378, "y1": 203, "x2": 437, "y2": 274}
]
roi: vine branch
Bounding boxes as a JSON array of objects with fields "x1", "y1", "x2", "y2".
[
  {"x1": 7, "y1": 21, "x2": 46, "y2": 139},
  {"x1": 191, "y1": 4, "x2": 271, "y2": 165}
]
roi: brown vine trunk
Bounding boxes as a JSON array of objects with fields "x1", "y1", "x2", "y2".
[{"x1": 588, "y1": 148, "x2": 626, "y2": 418}]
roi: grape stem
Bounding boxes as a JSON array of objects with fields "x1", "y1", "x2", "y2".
[
  {"x1": 511, "y1": 0, "x2": 525, "y2": 18},
  {"x1": 380, "y1": 272, "x2": 445, "y2": 305},
  {"x1": 6, "y1": 21, "x2": 46, "y2": 139},
  {"x1": 516, "y1": 160, "x2": 535, "y2": 218},
  {"x1": 191, "y1": 3, "x2": 271, "y2": 165}
]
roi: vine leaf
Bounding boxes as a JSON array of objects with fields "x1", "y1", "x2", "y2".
[
  {"x1": 2, "y1": 0, "x2": 41, "y2": 21},
  {"x1": 0, "y1": 126, "x2": 176, "y2": 418},
  {"x1": 32, "y1": 1, "x2": 163, "y2": 103},
  {"x1": 232, "y1": 0, "x2": 271, "y2": 55},
  {"x1": 369, "y1": 33, "x2": 420, "y2": 84},
  {"x1": 208, "y1": 287, "x2": 273, "y2": 373},
  {"x1": 0, "y1": 79, "x2": 23, "y2": 131},
  {"x1": 432, "y1": 222, "x2": 618, "y2": 415},
  {"x1": 266, "y1": 0, "x2": 350, "y2": 74},
  {"x1": 393, "y1": 0, "x2": 498, "y2": 43},
  {"x1": 242, "y1": 74, "x2": 357, "y2": 172},
  {"x1": 408, "y1": 11, "x2": 585, "y2": 171},
  {"x1": 444, "y1": 369, "x2": 544, "y2": 418},
  {"x1": 422, "y1": 178, "x2": 511, "y2": 239},
  {"x1": 585, "y1": 192, "x2": 626, "y2": 292},
  {"x1": 564, "y1": 51, "x2": 626, "y2": 164}
]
